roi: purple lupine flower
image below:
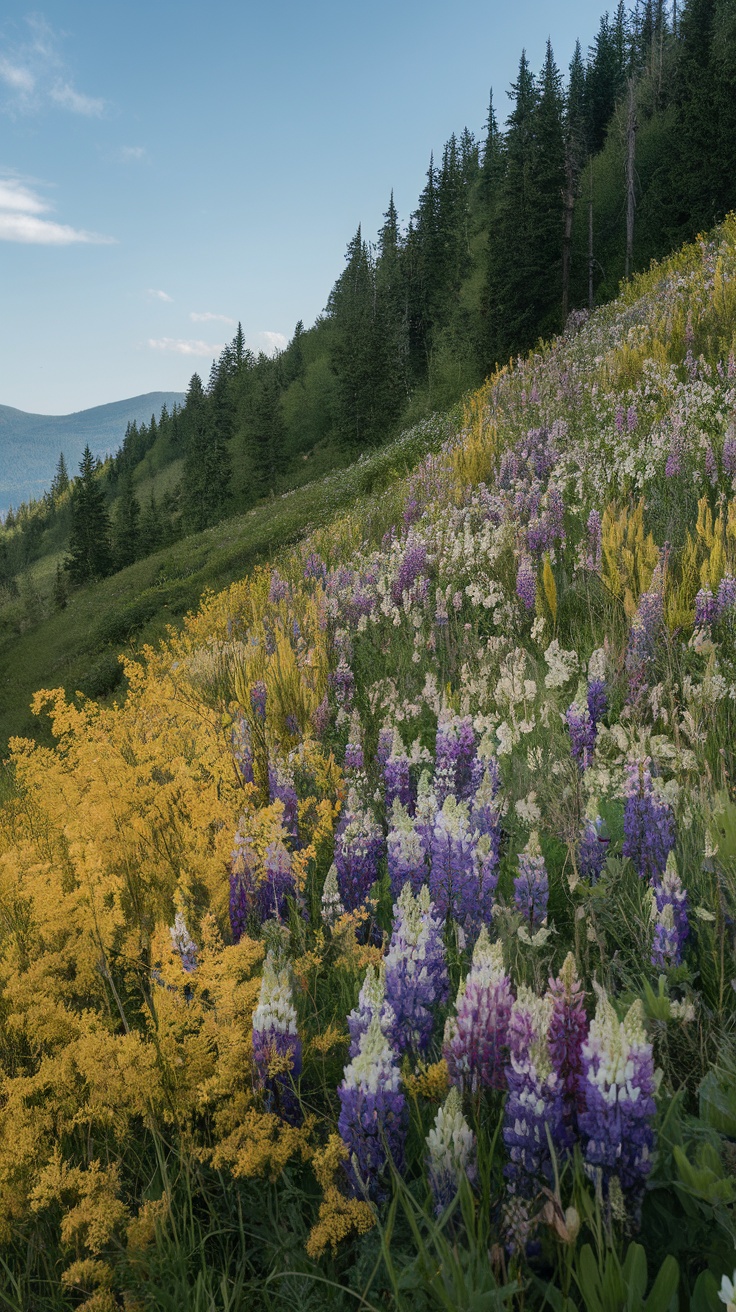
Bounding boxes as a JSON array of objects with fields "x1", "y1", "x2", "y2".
[
  {"x1": 330, "y1": 659, "x2": 355, "y2": 709},
  {"x1": 231, "y1": 714, "x2": 254, "y2": 785},
  {"x1": 387, "y1": 802, "x2": 428, "y2": 899},
  {"x1": 716, "y1": 575, "x2": 736, "y2": 619},
  {"x1": 626, "y1": 618, "x2": 649, "y2": 700},
  {"x1": 169, "y1": 911, "x2": 198, "y2": 973},
  {"x1": 723, "y1": 434, "x2": 736, "y2": 478},
  {"x1": 321, "y1": 863, "x2": 345, "y2": 929},
  {"x1": 565, "y1": 701, "x2": 597, "y2": 769},
  {"x1": 344, "y1": 741, "x2": 364, "y2": 772},
  {"x1": 651, "y1": 856, "x2": 689, "y2": 970},
  {"x1": 695, "y1": 588, "x2": 717, "y2": 628},
  {"x1": 333, "y1": 795, "x2": 384, "y2": 911},
  {"x1": 338, "y1": 1014, "x2": 406, "y2": 1200},
  {"x1": 347, "y1": 962, "x2": 388, "y2": 1058},
  {"x1": 376, "y1": 725, "x2": 394, "y2": 774},
  {"x1": 638, "y1": 591, "x2": 664, "y2": 646},
  {"x1": 578, "y1": 816, "x2": 609, "y2": 883},
  {"x1": 312, "y1": 694, "x2": 330, "y2": 739},
  {"x1": 705, "y1": 445, "x2": 718, "y2": 485},
  {"x1": 503, "y1": 988, "x2": 564, "y2": 1197},
  {"x1": 252, "y1": 952, "x2": 303, "y2": 1124},
  {"x1": 230, "y1": 824, "x2": 258, "y2": 942},
  {"x1": 615, "y1": 405, "x2": 625, "y2": 434},
  {"x1": 390, "y1": 541, "x2": 428, "y2": 606},
  {"x1": 429, "y1": 796, "x2": 477, "y2": 924},
  {"x1": 516, "y1": 558, "x2": 537, "y2": 612},
  {"x1": 622, "y1": 760, "x2": 675, "y2": 882},
  {"x1": 587, "y1": 679, "x2": 607, "y2": 729},
  {"x1": 547, "y1": 953, "x2": 587, "y2": 1147},
  {"x1": 403, "y1": 496, "x2": 421, "y2": 529},
  {"x1": 579, "y1": 991, "x2": 656, "y2": 1219},
  {"x1": 384, "y1": 729, "x2": 413, "y2": 812},
  {"x1": 513, "y1": 833, "x2": 549, "y2": 932},
  {"x1": 383, "y1": 884, "x2": 448, "y2": 1057},
  {"x1": 665, "y1": 445, "x2": 682, "y2": 478},
  {"x1": 268, "y1": 570, "x2": 288, "y2": 603},
  {"x1": 426, "y1": 1088, "x2": 477, "y2": 1215},
  {"x1": 587, "y1": 510, "x2": 602, "y2": 571},
  {"x1": 627, "y1": 405, "x2": 637, "y2": 432},
  {"x1": 434, "y1": 714, "x2": 479, "y2": 804},
  {"x1": 259, "y1": 840, "x2": 297, "y2": 921},
  {"x1": 250, "y1": 680, "x2": 267, "y2": 722},
  {"x1": 303, "y1": 551, "x2": 327, "y2": 582},
  {"x1": 443, "y1": 927, "x2": 513, "y2": 1094},
  {"x1": 269, "y1": 762, "x2": 299, "y2": 846}
]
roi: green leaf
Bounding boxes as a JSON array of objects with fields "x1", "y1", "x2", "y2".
[
  {"x1": 699, "y1": 1069, "x2": 736, "y2": 1138},
  {"x1": 623, "y1": 1243, "x2": 648, "y2": 1306},
  {"x1": 690, "y1": 1270, "x2": 725, "y2": 1312},
  {"x1": 642, "y1": 1255, "x2": 679, "y2": 1312},
  {"x1": 576, "y1": 1244, "x2": 605, "y2": 1312}
]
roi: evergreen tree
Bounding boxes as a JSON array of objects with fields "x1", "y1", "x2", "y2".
[
  {"x1": 486, "y1": 51, "x2": 540, "y2": 364},
  {"x1": 250, "y1": 368, "x2": 285, "y2": 495},
  {"x1": 112, "y1": 469, "x2": 141, "y2": 570},
  {"x1": 563, "y1": 40, "x2": 588, "y2": 318},
  {"x1": 139, "y1": 493, "x2": 163, "y2": 556},
  {"x1": 51, "y1": 452, "x2": 69, "y2": 501},
  {"x1": 182, "y1": 372, "x2": 232, "y2": 531},
  {"x1": 532, "y1": 41, "x2": 566, "y2": 332},
  {"x1": 65, "y1": 445, "x2": 113, "y2": 584},
  {"x1": 53, "y1": 561, "x2": 68, "y2": 610}
]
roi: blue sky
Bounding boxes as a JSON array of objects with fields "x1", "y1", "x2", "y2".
[{"x1": 0, "y1": 1, "x2": 600, "y2": 415}]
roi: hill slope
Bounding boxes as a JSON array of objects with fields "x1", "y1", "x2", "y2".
[
  {"x1": 0, "y1": 222, "x2": 735, "y2": 1307},
  {"x1": 0, "y1": 391, "x2": 185, "y2": 513}
]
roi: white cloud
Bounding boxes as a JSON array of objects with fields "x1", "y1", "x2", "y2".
[
  {"x1": 147, "y1": 288, "x2": 173, "y2": 302},
  {"x1": 0, "y1": 58, "x2": 35, "y2": 94},
  {"x1": 256, "y1": 330, "x2": 288, "y2": 356},
  {"x1": 0, "y1": 179, "x2": 45, "y2": 214},
  {"x1": 49, "y1": 80, "x2": 104, "y2": 116},
  {"x1": 121, "y1": 145, "x2": 147, "y2": 161},
  {"x1": 189, "y1": 310, "x2": 236, "y2": 325},
  {"x1": 148, "y1": 337, "x2": 224, "y2": 357},
  {"x1": 0, "y1": 176, "x2": 114, "y2": 245},
  {"x1": 0, "y1": 19, "x2": 104, "y2": 116}
]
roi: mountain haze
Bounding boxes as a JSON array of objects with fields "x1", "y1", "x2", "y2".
[{"x1": 0, "y1": 392, "x2": 185, "y2": 514}]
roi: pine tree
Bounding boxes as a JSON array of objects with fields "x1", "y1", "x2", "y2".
[
  {"x1": 65, "y1": 445, "x2": 113, "y2": 584},
  {"x1": 53, "y1": 561, "x2": 68, "y2": 610},
  {"x1": 182, "y1": 372, "x2": 232, "y2": 531},
  {"x1": 250, "y1": 368, "x2": 285, "y2": 495},
  {"x1": 112, "y1": 469, "x2": 141, "y2": 570},
  {"x1": 563, "y1": 41, "x2": 588, "y2": 318},
  {"x1": 486, "y1": 51, "x2": 540, "y2": 364},
  {"x1": 51, "y1": 452, "x2": 69, "y2": 502}
]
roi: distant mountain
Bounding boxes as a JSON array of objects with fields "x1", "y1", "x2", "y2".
[{"x1": 0, "y1": 392, "x2": 185, "y2": 514}]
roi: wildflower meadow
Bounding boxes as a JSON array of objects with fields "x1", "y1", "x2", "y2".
[{"x1": 2, "y1": 220, "x2": 736, "y2": 1309}]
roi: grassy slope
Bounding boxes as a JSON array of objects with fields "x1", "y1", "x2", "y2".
[{"x1": 0, "y1": 415, "x2": 453, "y2": 751}]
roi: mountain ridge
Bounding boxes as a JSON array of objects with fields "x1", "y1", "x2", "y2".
[{"x1": 0, "y1": 391, "x2": 185, "y2": 514}]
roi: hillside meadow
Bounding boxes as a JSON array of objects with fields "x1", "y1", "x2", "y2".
[{"x1": 1, "y1": 221, "x2": 736, "y2": 1309}]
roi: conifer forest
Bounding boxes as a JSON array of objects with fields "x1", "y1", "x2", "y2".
[{"x1": 2, "y1": 2, "x2": 736, "y2": 1309}]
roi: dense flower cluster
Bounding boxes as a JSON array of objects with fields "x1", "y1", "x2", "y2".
[
  {"x1": 252, "y1": 952, "x2": 303, "y2": 1124},
  {"x1": 651, "y1": 857, "x2": 690, "y2": 970},
  {"x1": 579, "y1": 991, "x2": 656, "y2": 1218},
  {"x1": 383, "y1": 884, "x2": 448, "y2": 1056},
  {"x1": 623, "y1": 760, "x2": 676, "y2": 882},
  {"x1": 338, "y1": 1014, "x2": 406, "y2": 1200},
  {"x1": 426, "y1": 1088, "x2": 476, "y2": 1214},
  {"x1": 513, "y1": 832, "x2": 549, "y2": 932},
  {"x1": 443, "y1": 927, "x2": 513, "y2": 1094}
]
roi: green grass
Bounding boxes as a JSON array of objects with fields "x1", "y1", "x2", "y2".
[{"x1": 0, "y1": 414, "x2": 453, "y2": 753}]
